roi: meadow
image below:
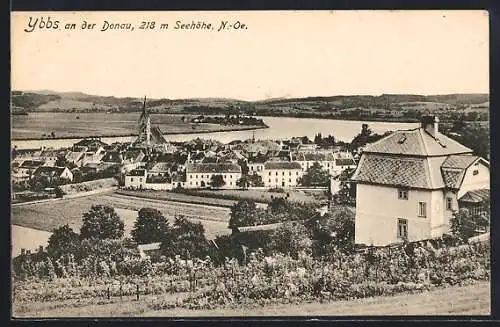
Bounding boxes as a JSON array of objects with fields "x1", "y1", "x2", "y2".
[
  {"x1": 11, "y1": 192, "x2": 231, "y2": 239},
  {"x1": 11, "y1": 112, "x2": 265, "y2": 140}
]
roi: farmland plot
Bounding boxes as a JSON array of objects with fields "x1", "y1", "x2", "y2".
[{"x1": 11, "y1": 192, "x2": 231, "y2": 239}]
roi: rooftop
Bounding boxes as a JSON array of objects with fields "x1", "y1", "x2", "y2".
[
  {"x1": 19, "y1": 160, "x2": 45, "y2": 168},
  {"x1": 186, "y1": 163, "x2": 241, "y2": 174},
  {"x1": 351, "y1": 154, "x2": 432, "y2": 189},
  {"x1": 364, "y1": 127, "x2": 472, "y2": 157},
  {"x1": 264, "y1": 161, "x2": 302, "y2": 170},
  {"x1": 127, "y1": 169, "x2": 146, "y2": 176},
  {"x1": 459, "y1": 188, "x2": 490, "y2": 203}
]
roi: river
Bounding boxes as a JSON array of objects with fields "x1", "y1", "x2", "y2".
[{"x1": 11, "y1": 115, "x2": 418, "y2": 149}]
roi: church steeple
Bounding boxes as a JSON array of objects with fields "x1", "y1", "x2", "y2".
[{"x1": 137, "y1": 96, "x2": 151, "y2": 145}]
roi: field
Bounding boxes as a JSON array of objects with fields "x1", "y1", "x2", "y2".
[
  {"x1": 11, "y1": 112, "x2": 266, "y2": 140},
  {"x1": 178, "y1": 188, "x2": 322, "y2": 204},
  {"x1": 11, "y1": 191, "x2": 231, "y2": 239},
  {"x1": 13, "y1": 281, "x2": 490, "y2": 317},
  {"x1": 116, "y1": 189, "x2": 242, "y2": 208}
]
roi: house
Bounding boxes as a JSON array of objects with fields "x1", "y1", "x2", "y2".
[
  {"x1": 72, "y1": 138, "x2": 108, "y2": 153},
  {"x1": 292, "y1": 151, "x2": 357, "y2": 177},
  {"x1": 351, "y1": 115, "x2": 490, "y2": 246},
  {"x1": 32, "y1": 166, "x2": 74, "y2": 182},
  {"x1": 38, "y1": 149, "x2": 62, "y2": 167},
  {"x1": 124, "y1": 169, "x2": 147, "y2": 189},
  {"x1": 332, "y1": 152, "x2": 358, "y2": 176},
  {"x1": 101, "y1": 151, "x2": 124, "y2": 165},
  {"x1": 14, "y1": 160, "x2": 46, "y2": 181},
  {"x1": 65, "y1": 151, "x2": 86, "y2": 167},
  {"x1": 259, "y1": 161, "x2": 303, "y2": 188},
  {"x1": 122, "y1": 149, "x2": 146, "y2": 172},
  {"x1": 185, "y1": 163, "x2": 242, "y2": 188},
  {"x1": 247, "y1": 155, "x2": 268, "y2": 173},
  {"x1": 148, "y1": 162, "x2": 173, "y2": 177}
]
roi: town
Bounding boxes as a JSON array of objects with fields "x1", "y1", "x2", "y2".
[{"x1": 11, "y1": 97, "x2": 490, "y2": 248}]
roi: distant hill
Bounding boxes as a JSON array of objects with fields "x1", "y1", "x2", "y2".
[{"x1": 10, "y1": 90, "x2": 489, "y2": 122}]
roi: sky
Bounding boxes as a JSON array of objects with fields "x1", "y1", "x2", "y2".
[{"x1": 11, "y1": 10, "x2": 489, "y2": 101}]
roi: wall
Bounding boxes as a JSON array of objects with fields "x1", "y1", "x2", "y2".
[
  {"x1": 125, "y1": 174, "x2": 146, "y2": 188},
  {"x1": 143, "y1": 182, "x2": 173, "y2": 191},
  {"x1": 355, "y1": 183, "x2": 434, "y2": 246}
]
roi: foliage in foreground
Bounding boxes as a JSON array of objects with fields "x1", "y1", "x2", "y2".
[{"x1": 13, "y1": 241, "x2": 489, "y2": 309}]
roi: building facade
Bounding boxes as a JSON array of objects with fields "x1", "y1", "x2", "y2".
[
  {"x1": 185, "y1": 163, "x2": 242, "y2": 189},
  {"x1": 259, "y1": 161, "x2": 303, "y2": 188}
]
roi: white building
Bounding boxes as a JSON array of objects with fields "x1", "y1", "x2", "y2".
[
  {"x1": 260, "y1": 161, "x2": 303, "y2": 188},
  {"x1": 124, "y1": 169, "x2": 147, "y2": 189},
  {"x1": 292, "y1": 151, "x2": 357, "y2": 177},
  {"x1": 185, "y1": 163, "x2": 242, "y2": 189},
  {"x1": 351, "y1": 116, "x2": 490, "y2": 246}
]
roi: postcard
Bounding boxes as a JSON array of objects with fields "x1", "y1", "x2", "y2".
[{"x1": 10, "y1": 10, "x2": 490, "y2": 317}]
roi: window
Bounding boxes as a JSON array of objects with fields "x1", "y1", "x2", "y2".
[
  {"x1": 289, "y1": 178, "x2": 291, "y2": 182},
  {"x1": 418, "y1": 202, "x2": 427, "y2": 217},
  {"x1": 397, "y1": 219, "x2": 408, "y2": 239},
  {"x1": 195, "y1": 181, "x2": 198, "y2": 185},
  {"x1": 130, "y1": 178, "x2": 134, "y2": 182},
  {"x1": 230, "y1": 182, "x2": 232, "y2": 185},
  {"x1": 276, "y1": 172, "x2": 278, "y2": 176},
  {"x1": 269, "y1": 172, "x2": 271, "y2": 176},
  {"x1": 473, "y1": 169, "x2": 479, "y2": 176},
  {"x1": 282, "y1": 172, "x2": 285, "y2": 176},
  {"x1": 275, "y1": 178, "x2": 278, "y2": 182},
  {"x1": 230, "y1": 175, "x2": 232, "y2": 178},
  {"x1": 446, "y1": 197, "x2": 453, "y2": 210},
  {"x1": 398, "y1": 189, "x2": 408, "y2": 200},
  {"x1": 195, "y1": 174, "x2": 198, "y2": 179},
  {"x1": 289, "y1": 171, "x2": 291, "y2": 176},
  {"x1": 268, "y1": 178, "x2": 271, "y2": 183},
  {"x1": 296, "y1": 172, "x2": 299, "y2": 176}
]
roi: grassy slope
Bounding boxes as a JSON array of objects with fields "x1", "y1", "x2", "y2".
[
  {"x1": 11, "y1": 192, "x2": 231, "y2": 239},
  {"x1": 13, "y1": 281, "x2": 490, "y2": 317}
]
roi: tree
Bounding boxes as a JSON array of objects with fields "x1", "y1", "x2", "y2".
[
  {"x1": 160, "y1": 216, "x2": 209, "y2": 259},
  {"x1": 55, "y1": 155, "x2": 69, "y2": 167},
  {"x1": 236, "y1": 175, "x2": 250, "y2": 190},
  {"x1": 229, "y1": 200, "x2": 259, "y2": 230},
  {"x1": 314, "y1": 133, "x2": 323, "y2": 145},
  {"x1": 210, "y1": 174, "x2": 225, "y2": 189},
  {"x1": 238, "y1": 159, "x2": 249, "y2": 175},
  {"x1": 270, "y1": 222, "x2": 312, "y2": 258},
  {"x1": 131, "y1": 208, "x2": 170, "y2": 244},
  {"x1": 80, "y1": 205, "x2": 125, "y2": 240},
  {"x1": 46, "y1": 224, "x2": 81, "y2": 259},
  {"x1": 308, "y1": 207, "x2": 355, "y2": 258},
  {"x1": 248, "y1": 172, "x2": 264, "y2": 187},
  {"x1": 298, "y1": 162, "x2": 331, "y2": 187},
  {"x1": 450, "y1": 204, "x2": 490, "y2": 241}
]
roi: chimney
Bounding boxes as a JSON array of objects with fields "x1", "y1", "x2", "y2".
[{"x1": 421, "y1": 115, "x2": 439, "y2": 138}]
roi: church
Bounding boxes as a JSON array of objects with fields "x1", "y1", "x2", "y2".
[{"x1": 132, "y1": 97, "x2": 176, "y2": 153}]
